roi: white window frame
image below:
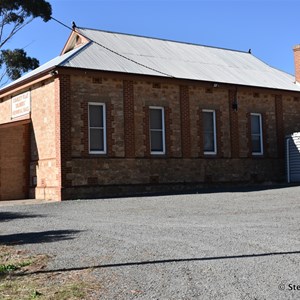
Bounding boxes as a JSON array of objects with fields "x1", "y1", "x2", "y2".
[
  {"x1": 251, "y1": 113, "x2": 263, "y2": 156},
  {"x1": 88, "y1": 102, "x2": 107, "y2": 154},
  {"x1": 202, "y1": 109, "x2": 217, "y2": 155},
  {"x1": 149, "y1": 106, "x2": 166, "y2": 155}
]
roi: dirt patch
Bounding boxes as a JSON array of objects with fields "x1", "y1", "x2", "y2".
[{"x1": 0, "y1": 245, "x2": 101, "y2": 300}]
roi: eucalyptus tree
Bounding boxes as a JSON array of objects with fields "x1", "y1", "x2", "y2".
[{"x1": 0, "y1": 0, "x2": 52, "y2": 85}]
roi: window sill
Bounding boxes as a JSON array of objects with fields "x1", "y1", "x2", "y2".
[
  {"x1": 204, "y1": 152, "x2": 217, "y2": 156},
  {"x1": 89, "y1": 152, "x2": 108, "y2": 157}
]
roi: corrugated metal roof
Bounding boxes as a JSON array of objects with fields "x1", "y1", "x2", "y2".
[
  {"x1": 0, "y1": 44, "x2": 87, "y2": 92},
  {"x1": 61, "y1": 28, "x2": 300, "y2": 91},
  {"x1": 1, "y1": 27, "x2": 300, "y2": 92}
]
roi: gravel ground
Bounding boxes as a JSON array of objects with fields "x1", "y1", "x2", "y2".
[{"x1": 1, "y1": 186, "x2": 300, "y2": 299}]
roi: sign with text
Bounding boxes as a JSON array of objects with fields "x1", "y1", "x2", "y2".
[{"x1": 11, "y1": 91, "x2": 31, "y2": 119}]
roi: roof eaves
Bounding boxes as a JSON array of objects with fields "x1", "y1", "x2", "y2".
[
  {"x1": 55, "y1": 65, "x2": 300, "y2": 94},
  {"x1": 0, "y1": 43, "x2": 89, "y2": 95},
  {"x1": 0, "y1": 67, "x2": 55, "y2": 98}
]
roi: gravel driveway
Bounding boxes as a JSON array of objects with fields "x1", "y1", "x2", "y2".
[{"x1": 1, "y1": 186, "x2": 300, "y2": 299}]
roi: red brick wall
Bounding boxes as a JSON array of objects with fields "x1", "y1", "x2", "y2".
[
  {"x1": 30, "y1": 79, "x2": 61, "y2": 200},
  {"x1": 59, "y1": 74, "x2": 72, "y2": 192},
  {"x1": 123, "y1": 80, "x2": 135, "y2": 158},
  {"x1": 293, "y1": 45, "x2": 300, "y2": 83},
  {"x1": 0, "y1": 78, "x2": 60, "y2": 200},
  {"x1": 275, "y1": 95, "x2": 284, "y2": 158},
  {"x1": 180, "y1": 85, "x2": 191, "y2": 158},
  {"x1": 228, "y1": 89, "x2": 239, "y2": 158},
  {"x1": 0, "y1": 97, "x2": 13, "y2": 124},
  {"x1": 0, "y1": 124, "x2": 29, "y2": 200}
]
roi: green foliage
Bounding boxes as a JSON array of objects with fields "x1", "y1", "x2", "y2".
[
  {"x1": 0, "y1": 264, "x2": 19, "y2": 273},
  {"x1": 0, "y1": 259, "x2": 32, "y2": 274},
  {"x1": 30, "y1": 290, "x2": 43, "y2": 299},
  {"x1": 0, "y1": 49, "x2": 39, "y2": 80},
  {"x1": 0, "y1": 0, "x2": 52, "y2": 83},
  {"x1": 0, "y1": 0, "x2": 52, "y2": 24}
]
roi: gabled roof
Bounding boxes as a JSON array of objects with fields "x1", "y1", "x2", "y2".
[{"x1": 1, "y1": 27, "x2": 300, "y2": 93}]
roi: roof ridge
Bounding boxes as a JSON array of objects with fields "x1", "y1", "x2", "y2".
[
  {"x1": 76, "y1": 27, "x2": 250, "y2": 54},
  {"x1": 250, "y1": 52, "x2": 295, "y2": 77}
]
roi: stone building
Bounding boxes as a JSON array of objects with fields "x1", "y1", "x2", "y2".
[{"x1": 1, "y1": 27, "x2": 300, "y2": 201}]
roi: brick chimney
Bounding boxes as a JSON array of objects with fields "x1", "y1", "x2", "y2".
[{"x1": 293, "y1": 45, "x2": 300, "y2": 83}]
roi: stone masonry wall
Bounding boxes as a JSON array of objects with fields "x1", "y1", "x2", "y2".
[
  {"x1": 283, "y1": 95, "x2": 300, "y2": 135},
  {"x1": 2, "y1": 70, "x2": 299, "y2": 201},
  {"x1": 59, "y1": 72, "x2": 298, "y2": 199}
]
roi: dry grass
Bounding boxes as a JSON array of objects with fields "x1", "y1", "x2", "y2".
[{"x1": 0, "y1": 245, "x2": 101, "y2": 300}]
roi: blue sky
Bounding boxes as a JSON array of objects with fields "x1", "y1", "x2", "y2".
[{"x1": 4, "y1": 0, "x2": 300, "y2": 76}]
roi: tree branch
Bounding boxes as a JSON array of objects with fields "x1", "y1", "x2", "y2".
[
  {"x1": 0, "y1": 16, "x2": 33, "y2": 49},
  {"x1": 0, "y1": 68, "x2": 9, "y2": 87},
  {"x1": 0, "y1": 1, "x2": 52, "y2": 83}
]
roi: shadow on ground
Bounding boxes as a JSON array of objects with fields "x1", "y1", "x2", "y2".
[
  {"x1": 0, "y1": 230, "x2": 82, "y2": 245},
  {"x1": 0, "y1": 212, "x2": 45, "y2": 222},
  {"x1": 22, "y1": 249, "x2": 300, "y2": 275},
  {"x1": 80, "y1": 183, "x2": 300, "y2": 201}
]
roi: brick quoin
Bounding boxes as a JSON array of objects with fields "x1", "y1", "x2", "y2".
[
  {"x1": 55, "y1": 77, "x2": 62, "y2": 200},
  {"x1": 59, "y1": 74, "x2": 72, "y2": 190},
  {"x1": 123, "y1": 80, "x2": 135, "y2": 158},
  {"x1": 246, "y1": 112, "x2": 252, "y2": 157},
  {"x1": 143, "y1": 107, "x2": 150, "y2": 157},
  {"x1": 275, "y1": 95, "x2": 284, "y2": 158},
  {"x1": 106, "y1": 102, "x2": 115, "y2": 157},
  {"x1": 262, "y1": 112, "x2": 269, "y2": 158},
  {"x1": 216, "y1": 109, "x2": 223, "y2": 158},
  {"x1": 165, "y1": 106, "x2": 172, "y2": 157},
  {"x1": 180, "y1": 85, "x2": 191, "y2": 158},
  {"x1": 22, "y1": 124, "x2": 30, "y2": 198},
  {"x1": 197, "y1": 108, "x2": 204, "y2": 157},
  {"x1": 81, "y1": 100, "x2": 88, "y2": 157},
  {"x1": 228, "y1": 89, "x2": 240, "y2": 158}
]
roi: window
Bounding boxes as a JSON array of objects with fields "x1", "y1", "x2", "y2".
[
  {"x1": 202, "y1": 109, "x2": 217, "y2": 155},
  {"x1": 251, "y1": 113, "x2": 263, "y2": 155},
  {"x1": 88, "y1": 103, "x2": 106, "y2": 154},
  {"x1": 149, "y1": 107, "x2": 165, "y2": 154}
]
